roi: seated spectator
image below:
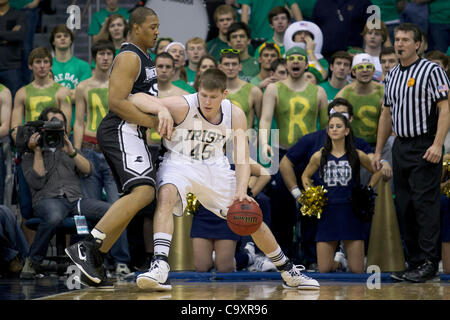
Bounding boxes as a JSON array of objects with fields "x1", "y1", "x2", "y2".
[
  {"x1": 165, "y1": 41, "x2": 195, "y2": 93},
  {"x1": 193, "y1": 54, "x2": 218, "y2": 91},
  {"x1": 185, "y1": 37, "x2": 207, "y2": 87},
  {"x1": 0, "y1": 0, "x2": 27, "y2": 97},
  {"x1": 227, "y1": 22, "x2": 260, "y2": 82},
  {"x1": 0, "y1": 205, "x2": 29, "y2": 276},
  {"x1": 19, "y1": 107, "x2": 128, "y2": 280},
  {"x1": 88, "y1": 0, "x2": 130, "y2": 41},
  {"x1": 207, "y1": 4, "x2": 238, "y2": 62},
  {"x1": 284, "y1": 21, "x2": 328, "y2": 82},
  {"x1": 269, "y1": 58, "x2": 288, "y2": 82}
]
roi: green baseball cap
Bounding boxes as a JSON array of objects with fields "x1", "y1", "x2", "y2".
[{"x1": 285, "y1": 46, "x2": 308, "y2": 58}]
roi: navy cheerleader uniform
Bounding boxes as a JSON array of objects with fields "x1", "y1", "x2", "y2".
[{"x1": 315, "y1": 153, "x2": 365, "y2": 242}]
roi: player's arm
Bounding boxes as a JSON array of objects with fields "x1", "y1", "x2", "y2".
[
  {"x1": 232, "y1": 105, "x2": 255, "y2": 203},
  {"x1": 373, "y1": 105, "x2": 392, "y2": 171},
  {"x1": 109, "y1": 52, "x2": 170, "y2": 133},
  {"x1": 317, "y1": 86, "x2": 328, "y2": 129},
  {"x1": 73, "y1": 82, "x2": 87, "y2": 150},
  {"x1": 129, "y1": 93, "x2": 188, "y2": 127},
  {"x1": 11, "y1": 87, "x2": 26, "y2": 143},
  {"x1": 258, "y1": 83, "x2": 277, "y2": 161},
  {"x1": 0, "y1": 86, "x2": 12, "y2": 139},
  {"x1": 56, "y1": 86, "x2": 73, "y2": 134},
  {"x1": 301, "y1": 150, "x2": 321, "y2": 189}
]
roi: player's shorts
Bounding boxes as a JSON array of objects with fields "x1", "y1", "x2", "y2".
[
  {"x1": 157, "y1": 157, "x2": 236, "y2": 218},
  {"x1": 97, "y1": 112, "x2": 156, "y2": 195}
]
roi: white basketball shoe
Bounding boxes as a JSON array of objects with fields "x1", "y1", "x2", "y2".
[
  {"x1": 281, "y1": 263, "x2": 320, "y2": 290},
  {"x1": 136, "y1": 256, "x2": 172, "y2": 291}
]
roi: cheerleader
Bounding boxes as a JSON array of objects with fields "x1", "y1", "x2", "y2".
[{"x1": 301, "y1": 112, "x2": 389, "y2": 273}]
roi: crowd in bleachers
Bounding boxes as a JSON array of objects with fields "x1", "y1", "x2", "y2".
[{"x1": 0, "y1": 0, "x2": 449, "y2": 284}]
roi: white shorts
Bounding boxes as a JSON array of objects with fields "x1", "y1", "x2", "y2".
[{"x1": 156, "y1": 158, "x2": 236, "y2": 218}]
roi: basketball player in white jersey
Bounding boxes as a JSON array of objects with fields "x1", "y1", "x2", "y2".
[{"x1": 129, "y1": 68, "x2": 320, "y2": 291}]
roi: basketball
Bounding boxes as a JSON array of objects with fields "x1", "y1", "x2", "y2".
[{"x1": 227, "y1": 199, "x2": 263, "y2": 236}]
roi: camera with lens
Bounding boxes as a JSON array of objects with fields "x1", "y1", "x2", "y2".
[{"x1": 15, "y1": 117, "x2": 65, "y2": 152}]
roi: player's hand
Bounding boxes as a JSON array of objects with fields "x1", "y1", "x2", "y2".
[
  {"x1": 157, "y1": 107, "x2": 173, "y2": 140},
  {"x1": 372, "y1": 152, "x2": 382, "y2": 171},
  {"x1": 381, "y1": 161, "x2": 393, "y2": 181},
  {"x1": 230, "y1": 191, "x2": 257, "y2": 205},
  {"x1": 423, "y1": 144, "x2": 442, "y2": 164}
]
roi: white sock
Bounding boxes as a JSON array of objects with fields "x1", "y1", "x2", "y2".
[
  {"x1": 153, "y1": 232, "x2": 172, "y2": 257},
  {"x1": 91, "y1": 228, "x2": 106, "y2": 241},
  {"x1": 266, "y1": 246, "x2": 288, "y2": 267}
]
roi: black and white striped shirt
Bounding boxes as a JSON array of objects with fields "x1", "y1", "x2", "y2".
[{"x1": 383, "y1": 58, "x2": 449, "y2": 138}]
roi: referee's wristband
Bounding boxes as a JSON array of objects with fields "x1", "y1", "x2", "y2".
[{"x1": 290, "y1": 186, "x2": 302, "y2": 200}]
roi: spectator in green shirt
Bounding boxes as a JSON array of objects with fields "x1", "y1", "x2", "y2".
[
  {"x1": 88, "y1": 0, "x2": 130, "y2": 38},
  {"x1": 185, "y1": 37, "x2": 207, "y2": 87},
  {"x1": 207, "y1": 4, "x2": 238, "y2": 62},
  {"x1": 50, "y1": 25, "x2": 92, "y2": 128},
  {"x1": 227, "y1": 22, "x2": 260, "y2": 82},
  {"x1": 254, "y1": 6, "x2": 291, "y2": 59},
  {"x1": 319, "y1": 50, "x2": 352, "y2": 103},
  {"x1": 239, "y1": 0, "x2": 302, "y2": 41}
]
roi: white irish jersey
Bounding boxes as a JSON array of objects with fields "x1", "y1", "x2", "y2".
[{"x1": 162, "y1": 93, "x2": 233, "y2": 164}]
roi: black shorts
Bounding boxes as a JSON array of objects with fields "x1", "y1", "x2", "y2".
[{"x1": 97, "y1": 112, "x2": 156, "y2": 195}]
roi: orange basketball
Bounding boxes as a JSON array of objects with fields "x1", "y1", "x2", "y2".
[{"x1": 227, "y1": 199, "x2": 263, "y2": 236}]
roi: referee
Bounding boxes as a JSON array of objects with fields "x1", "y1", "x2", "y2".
[{"x1": 373, "y1": 23, "x2": 449, "y2": 283}]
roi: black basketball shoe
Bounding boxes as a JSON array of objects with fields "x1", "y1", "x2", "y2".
[{"x1": 65, "y1": 235, "x2": 105, "y2": 284}]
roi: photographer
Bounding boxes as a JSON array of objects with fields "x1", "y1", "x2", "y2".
[{"x1": 19, "y1": 107, "x2": 112, "y2": 279}]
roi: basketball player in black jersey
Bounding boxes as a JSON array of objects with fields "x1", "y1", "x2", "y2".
[{"x1": 65, "y1": 7, "x2": 174, "y2": 286}]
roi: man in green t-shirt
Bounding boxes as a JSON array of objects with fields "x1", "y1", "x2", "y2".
[
  {"x1": 250, "y1": 42, "x2": 281, "y2": 91},
  {"x1": 50, "y1": 25, "x2": 92, "y2": 129},
  {"x1": 239, "y1": 0, "x2": 302, "y2": 41},
  {"x1": 253, "y1": 6, "x2": 290, "y2": 60},
  {"x1": 185, "y1": 37, "x2": 207, "y2": 87},
  {"x1": 227, "y1": 22, "x2": 260, "y2": 83},
  {"x1": 88, "y1": 0, "x2": 130, "y2": 37},
  {"x1": 319, "y1": 51, "x2": 352, "y2": 103},
  {"x1": 207, "y1": 4, "x2": 237, "y2": 62}
]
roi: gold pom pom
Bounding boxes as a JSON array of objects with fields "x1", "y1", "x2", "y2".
[
  {"x1": 298, "y1": 186, "x2": 328, "y2": 219},
  {"x1": 184, "y1": 193, "x2": 200, "y2": 215},
  {"x1": 443, "y1": 183, "x2": 450, "y2": 198}
]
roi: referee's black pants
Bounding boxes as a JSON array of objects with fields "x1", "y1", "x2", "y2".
[{"x1": 392, "y1": 135, "x2": 442, "y2": 267}]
